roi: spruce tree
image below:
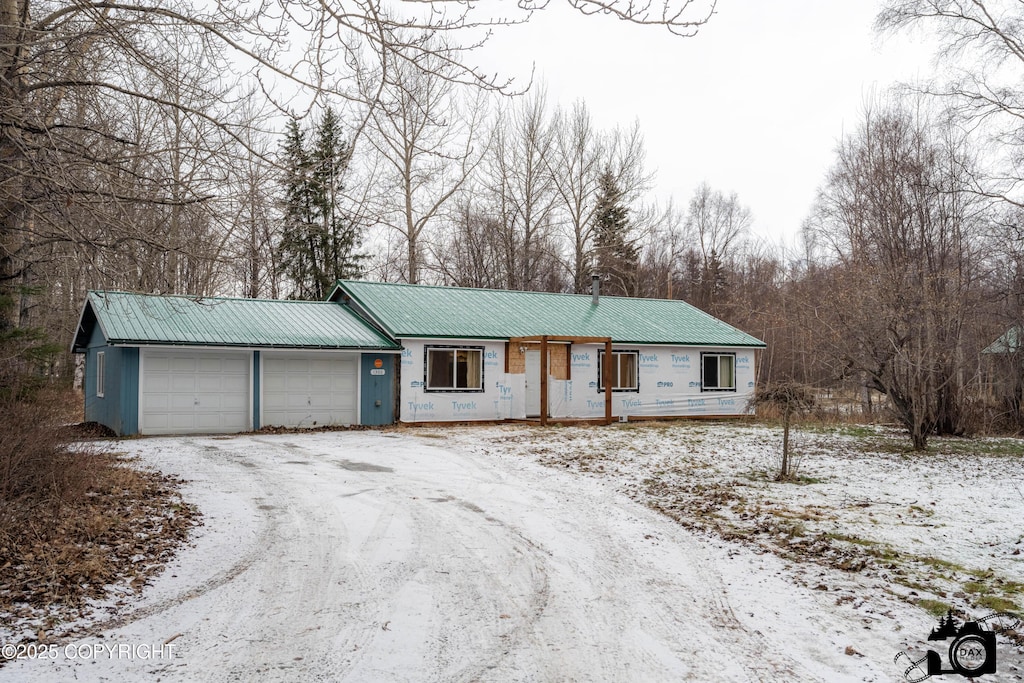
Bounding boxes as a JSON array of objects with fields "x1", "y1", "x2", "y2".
[
  {"x1": 591, "y1": 169, "x2": 638, "y2": 296},
  {"x1": 278, "y1": 109, "x2": 364, "y2": 300}
]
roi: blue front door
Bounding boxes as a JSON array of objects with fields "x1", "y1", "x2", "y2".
[{"x1": 360, "y1": 353, "x2": 395, "y2": 426}]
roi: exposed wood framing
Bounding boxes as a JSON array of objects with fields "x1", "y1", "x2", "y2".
[{"x1": 508, "y1": 335, "x2": 614, "y2": 426}]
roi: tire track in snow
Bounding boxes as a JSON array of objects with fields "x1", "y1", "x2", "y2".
[
  {"x1": 78, "y1": 441, "x2": 279, "y2": 638},
  {"x1": 2, "y1": 432, "x2": 864, "y2": 682}
]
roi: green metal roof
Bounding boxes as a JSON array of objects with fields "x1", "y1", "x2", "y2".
[
  {"x1": 332, "y1": 280, "x2": 766, "y2": 347},
  {"x1": 983, "y1": 326, "x2": 1021, "y2": 354},
  {"x1": 74, "y1": 291, "x2": 399, "y2": 351}
]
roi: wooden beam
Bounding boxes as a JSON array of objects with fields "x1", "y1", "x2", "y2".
[
  {"x1": 540, "y1": 336, "x2": 549, "y2": 426},
  {"x1": 509, "y1": 335, "x2": 611, "y2": 345},
  {"x1": 605, "y1": 339, "x2": 613, "y2": 425}
]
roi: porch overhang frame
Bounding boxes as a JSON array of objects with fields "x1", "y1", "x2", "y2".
[{"x1": 509, "y1": 335, "x2": 614, "y2": 426}]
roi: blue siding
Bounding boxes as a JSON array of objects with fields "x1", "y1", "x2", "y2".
[
  {"x1": 360, "y1": 354, "x2": 395, "y2": 426},
  {"x1": 83, "y1": 325, "x2": 139, "y2": 436},
  {"x1": 119, "y1": 348, "x2": 139, "y2": 435},
  {"x1": 83, "y1": 326, "x2": 102, "y2": 425}
]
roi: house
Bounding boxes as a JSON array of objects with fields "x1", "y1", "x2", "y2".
[
  {"x1": 981, "y1": 326, "x2": 1024, "y2": 408},
  {"x1": 330, "y1": 278, "x2": 765, "y2": 424},
  {"x1": 73, "y1": 279, "x2": 766, "y2": 435}
]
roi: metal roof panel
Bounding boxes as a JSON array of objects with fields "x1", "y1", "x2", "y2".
[
  {"x1": 335, "y1": 281, "x2": 766, "y2": 347},
  {"x1": 83, "y1": 291, "x2": 400, "y2": 350}
]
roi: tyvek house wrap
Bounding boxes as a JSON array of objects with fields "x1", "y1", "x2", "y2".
[{"x1": 397, "y1": 339, "x2": 756, "y2": 422}]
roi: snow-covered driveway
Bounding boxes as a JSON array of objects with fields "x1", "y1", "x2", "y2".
[{"x1": 3, "y1": 430, "x2": 906, "y2": 681}]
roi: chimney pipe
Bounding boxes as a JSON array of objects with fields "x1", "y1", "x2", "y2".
[{"x1": 592, "y1": 274, "x2": 600, "y2": 305}]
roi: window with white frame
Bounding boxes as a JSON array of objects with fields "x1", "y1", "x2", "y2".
[
  {"x1": 425, "y1": 346, "x2": 483, "y2": 391},
  {"x1": 598, "y1": 350, "x2": 639, "y2": 392},
  {"x1": 701, "y1": 353, "x2": 736, "y2": 392},
  {"x1": 96, "y1": 351, "x2": 106, "y2": 397}
]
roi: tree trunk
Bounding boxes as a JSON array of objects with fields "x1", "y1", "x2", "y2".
[{"x1": 778, "y1": 410, "x2": 791, "y2": 481}]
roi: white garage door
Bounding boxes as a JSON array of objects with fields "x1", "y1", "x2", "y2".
[
  {"x1": 262, "y1": 353, "x2": 357, "y2": 428},
  {"x1": 141, "y1": 350, "x2": 251, "y2": 435}
]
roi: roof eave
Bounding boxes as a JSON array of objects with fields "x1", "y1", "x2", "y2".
[
  {"x1": 331, "y1": 281, "x2": 400, "y2": 341},
  {"x1": 394, "y1": 333, "x2": 766, "y2": 348},
  {"x1": 70, "y1": 294, "x2": 105, "y2": 354},
  {"x1": 107, "y1": 340, "x2": 400, "y2": 351}
]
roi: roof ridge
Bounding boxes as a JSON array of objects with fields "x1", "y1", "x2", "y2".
[
  {"x1": 338, "y1": 279, "x2": 706, "y2": 306},
  {"x1": 89, "y1": 290, "x2": 339, "y2": 305}
]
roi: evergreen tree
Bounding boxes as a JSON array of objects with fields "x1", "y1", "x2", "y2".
[
  {"x1": 591, "y1": 169, "x2": 638, "y2": 296},
  {"x1": 278, "y1": 109, "x2": 364, "y2": 300}
]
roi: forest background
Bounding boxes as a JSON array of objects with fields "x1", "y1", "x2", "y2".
[{"x1": 5, "y1": 0, "x2": 1024, "y2": 449}]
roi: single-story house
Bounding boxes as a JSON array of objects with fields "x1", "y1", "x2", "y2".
[{"x1": 73, "y1": 279, "x2": 766, "y2": 435}]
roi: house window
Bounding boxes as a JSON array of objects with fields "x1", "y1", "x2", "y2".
[
  {"x1": 96, "y1": 351, "x2": 106, "y2": 398},
  {"x1": 425, "y1": 346, "x2": 483, "y2": 392},
  {"x1": 702, "y1": 353, "x2": 736, "y2": 392},
  {"x1": 598, "y1": 350, "x2": 639, "y2": 392}
]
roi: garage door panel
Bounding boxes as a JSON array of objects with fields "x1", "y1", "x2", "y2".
[
  {"x1": 196, "y1": 375, "x2": 224, "y2": 393},
  {"x1": 262, "y1": 353, "x2": 358, "y2": 428},
  {"x1": 146, "y1": 375, "x2": 171, "y2": 393},
  {"x1": 263, "y1": 374, "x2": 286, "y2": 392},
  {"x1": 146, "y1": 414, "x2": 169, "y2": 430},
  {"x1": 171, "y1": 357, "x2": 197, "y2": 373},
  {"x1": 170, "y1": 375, "x2": 196, "y2": 392},
  {"x1": 262, "y1": 396, "x2": 285, "y2": 411},
  {"x1": 142, "y1": 350, "x2": 250, "y2": 435},
  {"x1": 144, "y1": 394, "x2": 169, "y2": 411},
  {"x1": 222, "y1": 358, "x2": 249, "y2": 374},
  {"x1": 311, "y1": 358, "x2": 344, "y2": 374},
  {"x1": 169, "y1": 394, "x2": 197, "y2": 410},
  {"x1": 223, "y1": 394, "x2": 248, "y2": 411},
  {"x1": 146, "y1": 356, "x2": 170, "y2": 372},
  {"x1": 310, "y1": 375, "x2": 333, "y2": 392}
]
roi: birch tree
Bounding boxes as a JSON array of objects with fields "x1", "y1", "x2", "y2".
[
  {"x1": 364, "y1": 43, "x2": 486, "y2": 284},
  {"x1": 483, "y1": 93, "x2": 562, "y2": 291},
  {"x1": 876, "y1": 0, "x2": 1024, "y2": 202}
]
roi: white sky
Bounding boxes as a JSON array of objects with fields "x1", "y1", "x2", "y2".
[{"x1": 474, "y1": 1, "x2": 940, "y2": 246}]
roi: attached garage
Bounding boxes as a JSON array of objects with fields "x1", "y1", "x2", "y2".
[
  {"x1": 73, "y1": 291, "x2": 400, "y2": 436},
  {"x1": 140, "y1": 349, "x2": 251, "y2": 435},
  {"x1": 261, "y1": 352, "x2": 357, "y2": 428}
]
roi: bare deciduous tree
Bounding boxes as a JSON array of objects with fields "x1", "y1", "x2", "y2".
[
  {"x1": 363, "y1": 42, "x2": 486, "y2": 284},
  {"x1": 481, "y1": 92, "x2": 563, "y2": 291},
  {"x1": 680, "y1": 183, "x2": 752, "y2": 313},
  {"x1": 1, "y1": 0, "x2": 719, "y2": 341},
  {"x1": 807, "y1": 99, "x2": 985, "y2": 449}
]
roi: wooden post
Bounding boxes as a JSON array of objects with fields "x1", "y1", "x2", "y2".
[
  {"x1": 540, "y1": 336, "x2": 549, "y2": 426},
  {"x1": 605, "y1": 339, "x2": 613, "y2": 425}
]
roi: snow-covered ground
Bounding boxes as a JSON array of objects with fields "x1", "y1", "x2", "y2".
[{"x1": 1, "y1": 422, "x2": 1022, "y2": 681}]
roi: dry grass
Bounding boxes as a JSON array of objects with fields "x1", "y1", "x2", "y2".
[{"x1": 0, "y1": 388, "x2": 200, "y2": 642}]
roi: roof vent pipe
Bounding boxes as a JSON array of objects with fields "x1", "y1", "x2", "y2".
[{"x1": 592, "y1": 274, "x2": 600, "y2": 305}]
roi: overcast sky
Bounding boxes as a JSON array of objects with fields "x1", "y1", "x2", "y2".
[{"x1": 475, "y1": 1, "x2": 939, "y2": 247}]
